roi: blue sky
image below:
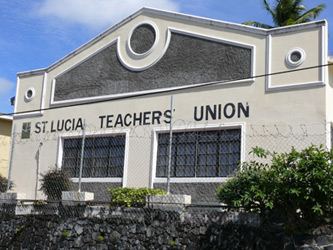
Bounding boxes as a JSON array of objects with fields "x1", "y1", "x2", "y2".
[{"x1": 0, "y1": 0, "x2": 332, "y2": 114}]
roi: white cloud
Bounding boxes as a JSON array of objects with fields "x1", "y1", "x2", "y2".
[
  {"x1": 0, "y1": 78, "x2": 14, "y2": 95},
  {"x1": 37, "y1": 0, "x2": 180, "y2": 30}
]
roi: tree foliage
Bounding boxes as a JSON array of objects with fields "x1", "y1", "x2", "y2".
[
  {"x1": 0, "y1": 174, "x2": 13, "y2": 193},
  {"x1": 216, "y1": 145, "x2": 333, "y2": 229},
  {"x1": 39, "y1": 168, "x2": 73, "y2": 200},
  {"x1": 109, "y1": 187, "x2": 166, "y2": 207},
  {"x1": 243, "y1": 0, "x2": 325, "y2": 28}
]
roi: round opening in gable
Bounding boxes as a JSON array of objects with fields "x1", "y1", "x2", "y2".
[
  {"x1": 24, "y1": 87, "x2": 35, "y2": 102},
  {"x1": 26, "y1": 89, "x2": 33, "y2": 98},
  {"x1": 286, "y1": 48, "x2": 306, "y2": 67},
  {"x1": 129, "y1": 23, "x2": 156, "y2": 55},
  {"x1": 290, "y1": 51, "x2": 302, "y2": 63}
]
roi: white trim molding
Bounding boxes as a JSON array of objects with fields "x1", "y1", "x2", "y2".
[
  {"x1": 117, "y1": 26, "x2": 170, "y2": 71},
  {"x1": 285, "y1": 48, "x2": 306, "y2": 67},
  {"x1": 14, "y1": 72, "x2": 47, "y2": 119},
  {"x1": 71, "y1": 177, "x2": 122, "y2": 183},
  {"x1": 127, "y1": 20, "x2": 160, "y2": 59},
  {"x1": 24, "y1": 87, "x2": 36, "y2": 102},
  {"x1": 265, "y1": 23, "x2": 327, "y2": 92}
]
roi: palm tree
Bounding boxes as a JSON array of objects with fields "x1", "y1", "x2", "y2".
[{"x1": 243, "y1": 0, "x2": 325, "y2": 28}]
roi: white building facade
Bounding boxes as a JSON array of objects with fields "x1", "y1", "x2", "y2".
[{"x1": 10, "y1": 8, "x2": 333, "y2": 202}]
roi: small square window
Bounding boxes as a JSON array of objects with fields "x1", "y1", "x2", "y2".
[{"x1": 21, "y1": 122, "x2": 31, "y2": 139}]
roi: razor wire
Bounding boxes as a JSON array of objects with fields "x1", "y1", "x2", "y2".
[{"x1": 1, "y1": 121, "x2": 330, "y2": 197}]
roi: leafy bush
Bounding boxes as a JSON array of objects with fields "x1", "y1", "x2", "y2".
[
  {"x1": 216, "y1": 145, "x2": 333, "y2": 229},
  {"x1": 0, "y1": 174, "x2": 14, "y2": 192},
  {"x1": 109, "y1": 187, "x2": 166, "y2": 207},
  {"x1": 39, "y1": 168, "x2": 73, "y2": 200},
  {"x1": 216, "y1": 164, "x2": 276, "y2": 212}
]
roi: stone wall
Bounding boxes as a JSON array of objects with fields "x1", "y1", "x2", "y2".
[{"x1": 0, "y1": 204, "x2": 332, "y2": 249}]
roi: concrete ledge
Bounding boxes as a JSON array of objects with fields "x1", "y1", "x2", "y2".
[
  {"x1": 0, "y1": 192, "x2": 26, "y2": 204},
  {"x1": 146, "y1": 194, "x2": 191, "y2": 212},
  {"x1": 188, "y1": 202, "x2": 226, "y2": 212},
  {"x1": 62, "y1": 191, "x2": 94, "y2": 206}
]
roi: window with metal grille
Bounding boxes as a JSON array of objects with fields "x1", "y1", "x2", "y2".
[
  {"x1": 62, "y1": 135, "x2": 125, "y2": 178},
  {"x1": 156, "y1": 129, "x2": 241, "y2": 177}
]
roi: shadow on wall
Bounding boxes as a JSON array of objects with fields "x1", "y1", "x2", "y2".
[{"x1": 74, "y1": 182, "x2": 122, "y2": 202}]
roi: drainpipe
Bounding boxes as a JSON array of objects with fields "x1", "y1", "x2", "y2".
[{"x1": 34, "y1": 142, "x2": 43, "y2": 200}]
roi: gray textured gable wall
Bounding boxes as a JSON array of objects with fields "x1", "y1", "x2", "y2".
[
  {"x1": 54, "y1": 33, "x2": 251, "y2": 101},
  {"x1": 130, "y1": 24, "x2": 156, "y2": 54}
]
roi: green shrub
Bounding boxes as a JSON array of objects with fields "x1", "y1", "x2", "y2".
[
  {"x1": 216, "y1": 164, "x2": 276, "y2": 212},
  {"x1": 0, "y1": 174, "x2": 14, "y2": 192},
  {"x1": 216, "y1": 145, "x2": 333, "y2": 229},
  {"x1": 39, "y1": 168, "x2": 73, "y2": 200},
  {"x1": 109, "y1": 187, "x2": 166, "y2": 207}
]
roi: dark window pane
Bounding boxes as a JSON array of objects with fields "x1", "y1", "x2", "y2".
[
  {"x1": 184, "y1": 166, "x2": 195, "y2": 177},
  {"x1": 176, "y1": 165, "x2": 185, "y2": 177},
  {"x1": 202, "y1": 166, "x2": 217, "y2": 177},
  {"x1": 206, "y1": 154, "x2": 217, "y2": 165},
  {"x1": 158, "y1": 145, "x2": 168, "y2": 155},
  {"x1": 198, "y1": 155, "x2": 207, "y2": 165}
]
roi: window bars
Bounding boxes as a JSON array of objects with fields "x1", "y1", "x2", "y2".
[
  {"x1": 156, "y1": 129, "x2": 241, "y2": 178},
  {"x1": 62, "y1": 135, "x2": 126, "y2": 178}
]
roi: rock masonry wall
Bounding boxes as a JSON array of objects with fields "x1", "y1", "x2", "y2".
[{"x1": 0, "y1": 205, "x2": 332, "y2": 249}]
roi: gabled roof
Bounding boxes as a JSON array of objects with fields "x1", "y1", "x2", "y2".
[
  {"x1": 16, "y1": 7, "x2": 327, "y2": 77},
  {"x1": 0, "y1": 113, "x2": 13, "y2": 121}
]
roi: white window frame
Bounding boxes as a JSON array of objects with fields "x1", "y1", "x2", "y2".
[
  {"x1": 57, "y1": 129, "x2": 130, "y2": 187},
  {"x1": 149, "y1": 122, "x2": 246, "y2": 188}
]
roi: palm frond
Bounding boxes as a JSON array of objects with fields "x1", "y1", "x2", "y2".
[
  {"x1": 296, "y1": 4, "x2": 326, "y2": 24},
  {"x1": 245, "y1": 0, "x2": 325, "y2": 28},
  {"x1": 293, "y1": 0, "x2": 306, "y2": 11},
  {"x1": 263, "y1": 0, "x2": 277, "y2": 21},
  {"x1": 276, "y1": 0, "x2": 299, "y2": 26},
  {"x1": 242, "y1": 21, "x2": 273, "y2": 29}
]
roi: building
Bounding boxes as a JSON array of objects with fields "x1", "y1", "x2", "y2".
[
  {"x1": 0, "y1": 114, "x2": 13, "y2": 178},
  {"x1": 10, "y1": 8, "x2": 333, "y2": 202}
]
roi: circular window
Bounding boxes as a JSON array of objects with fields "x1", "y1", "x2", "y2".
[
  {"x1": 127, "y1": 21, "x2": 159, "y2": 58},
  {"x1": 24, "y1": 87, "x2": 35, "y2": 102},
  {"x1": 286, "y1": 48, "x2": 306, "y2": 67}
]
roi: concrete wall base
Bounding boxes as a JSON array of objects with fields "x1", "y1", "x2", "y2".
[
  {"x1": 0, "y1": 192, "x2": 26, "y2": 204},
  {"x1": 146, "y1": 194, "x2": 191, "y2": 212},
  {"x1": 62, "y1": 191, "x2": 94, "y2": 206}
]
